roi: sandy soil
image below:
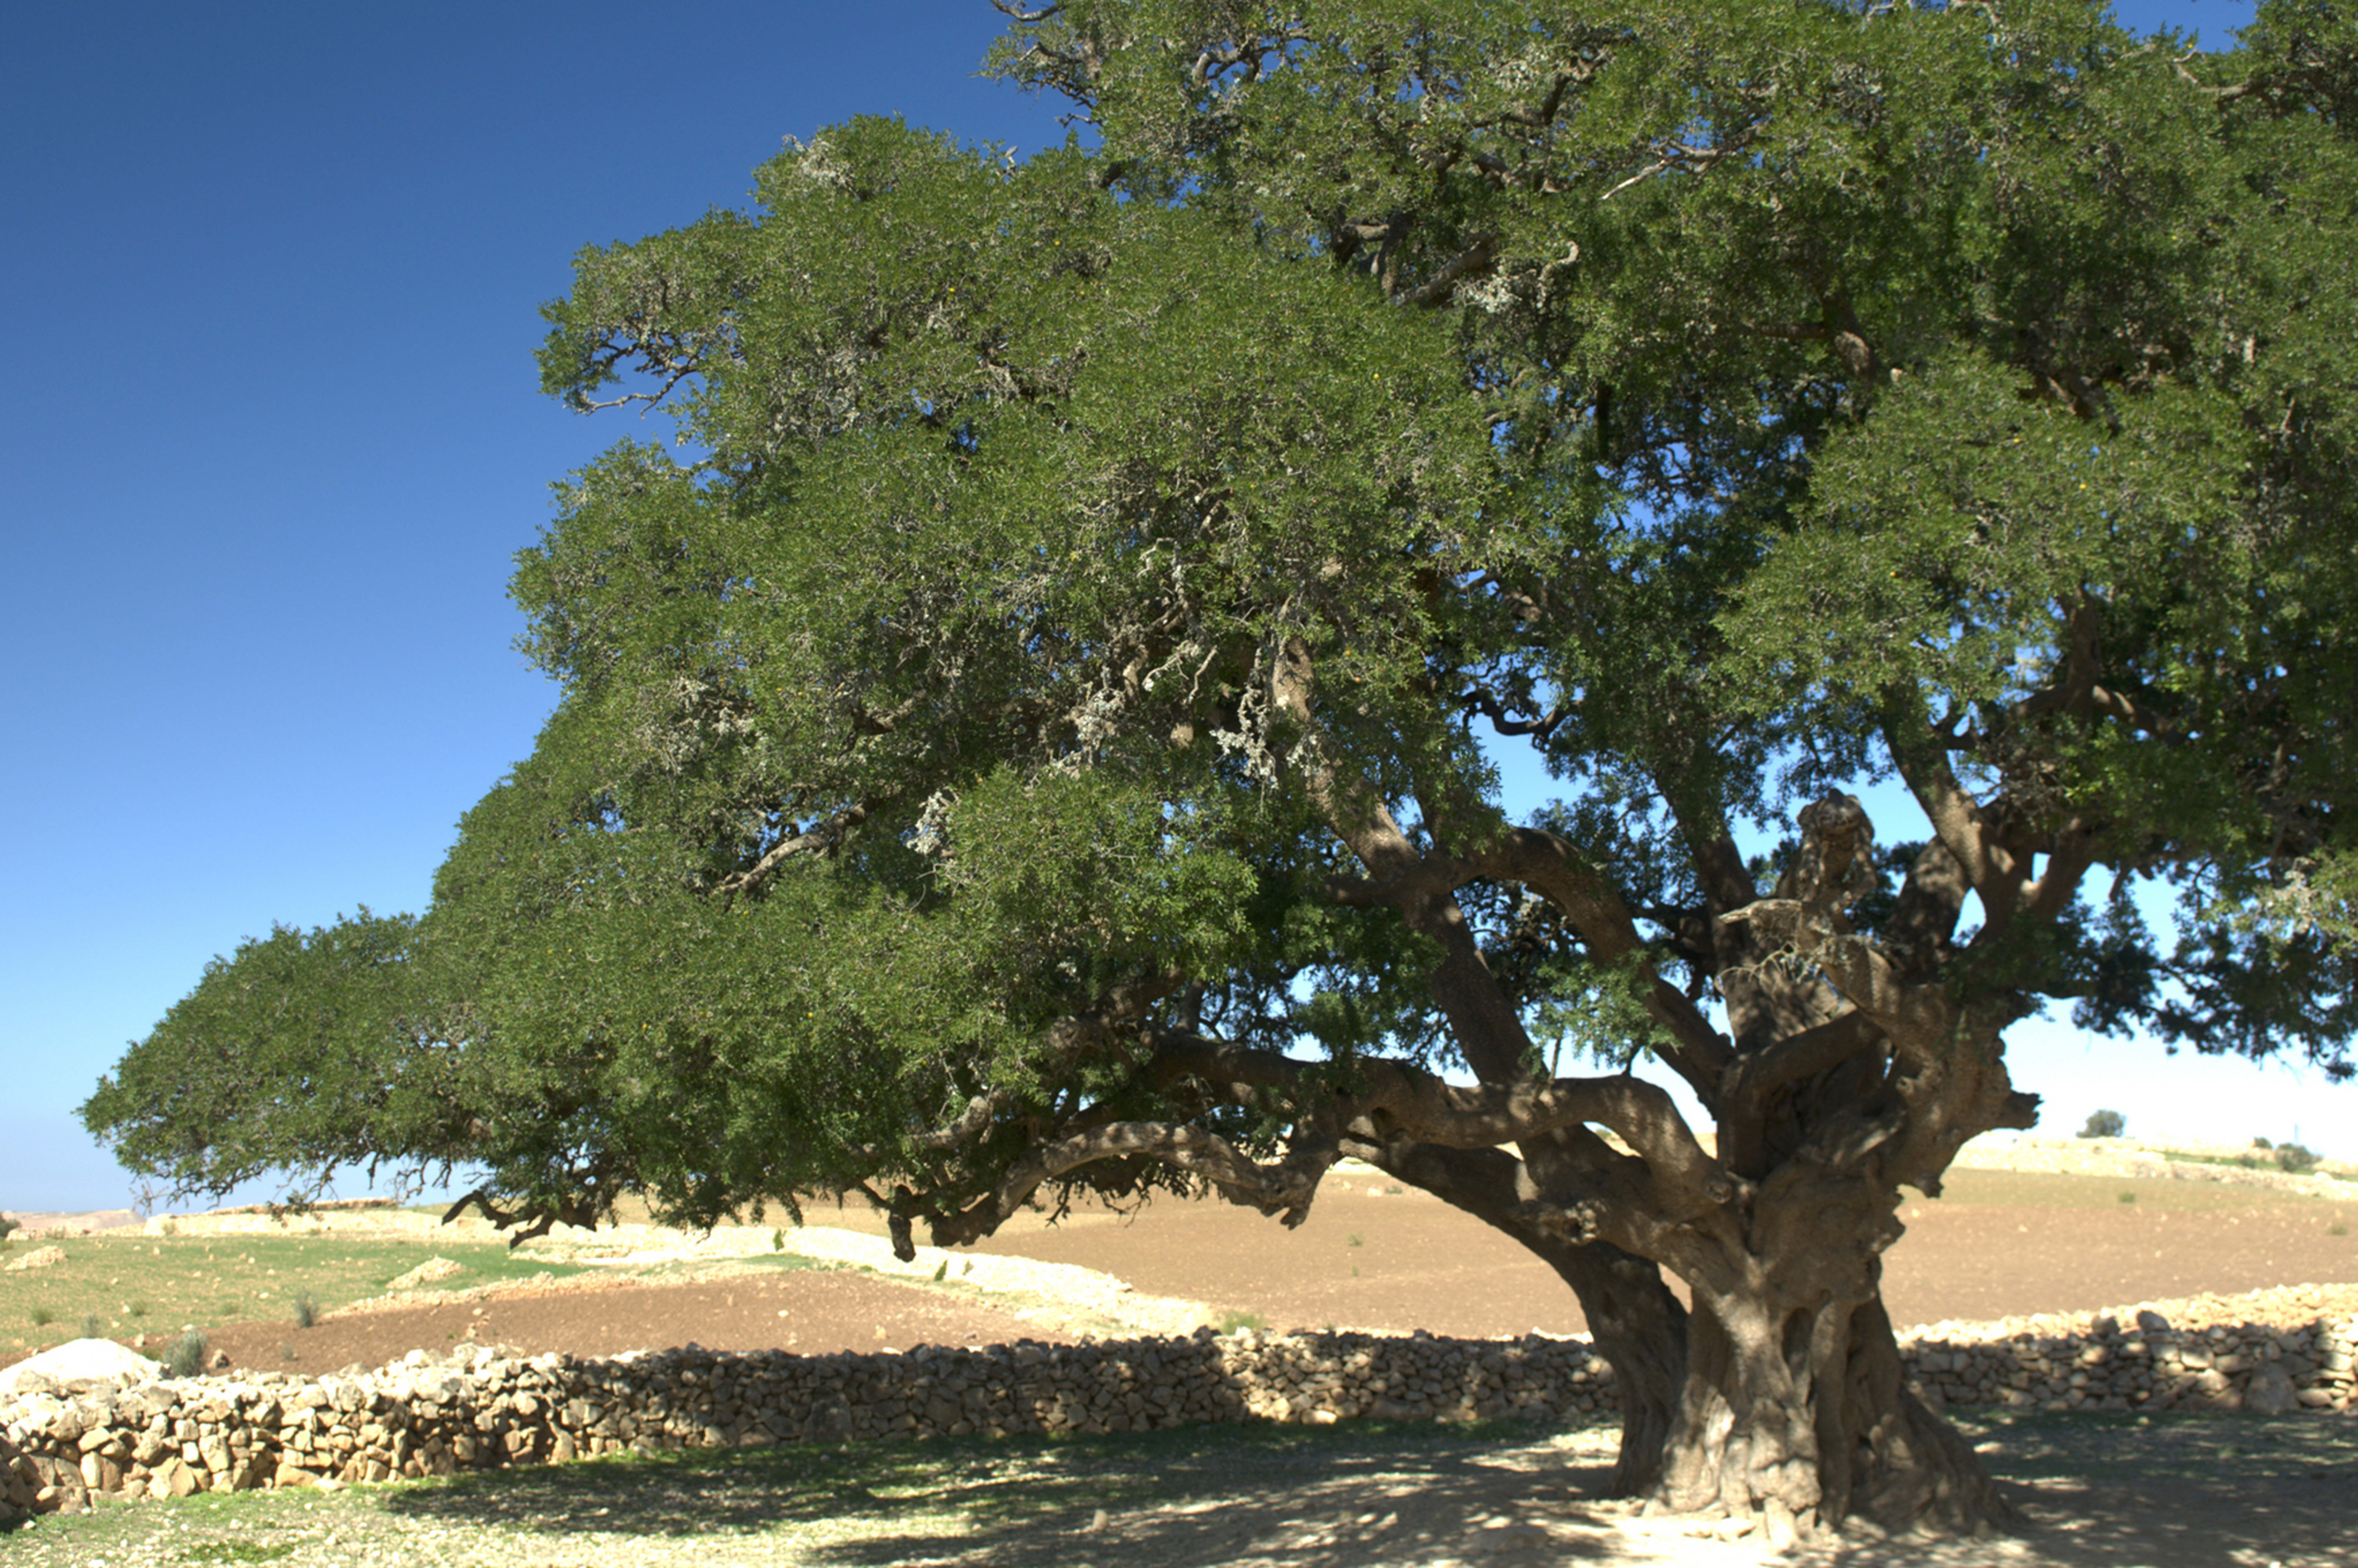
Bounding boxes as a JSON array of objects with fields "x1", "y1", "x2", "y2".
[
  {"x1": 9, "y1": 1161, "x2": 2358, "y2": 1567},
  {"x1": 54, "y1": 1164, "x2": 2353, "y2": 1379}
]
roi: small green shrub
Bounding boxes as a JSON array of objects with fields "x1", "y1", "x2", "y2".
[
  {"x1": 1217, "y1": 1310, "x2": 1268, "y2": 1334},
  {"x1": 129, "y1": 1300, "x2": 150, "y2": 1319},
  {"x1": 2119, "y1": 1191, "x2": 2137, "y2": 1204},
  {"x1": 2253, "y1": 1137, "x2": 2274, "y2": 1150},
  {"x1": 293, "y1": 1294, "x2": 318, "y2": 1329},
  {"x1": 1347, "y1": 1233, "x2": 1364, "y2": 1248},
  {"x1": 186, "y1": 1540, "x2": 297, "y2": 1563},
  {"x1": 163, "y1": 1329, "x2": 209, "y2": 1378},
  {"x1": 2077, "y1": 1110, "x2": 2127, "y2": 1139},
  {"x1": 0, "y1": 1213, "x2": 18, "y2": 1241},
  {"x1": 82, "y1": 1311, "x2": 103, "y2": 1337},
  {"x1": 29, "y1": 1306, "x2": 54, "y2": 1327},
  {"x1": 2331, "y1": 1223, "x2": 2349, "y2": 1237},
  {"x1": 2275, "y1": 1144, "x2": 2321, "y2": 1174}
]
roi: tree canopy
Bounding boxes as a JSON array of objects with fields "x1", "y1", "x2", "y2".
[{"x1": 88, "y1": 0, "x2": 2358, "y2": 1536}]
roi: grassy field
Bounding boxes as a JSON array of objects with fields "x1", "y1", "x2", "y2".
[
  {"x1": 5, "y1": 1407, "x2": 2355, "y2": 1567},
  {"x1": 1, "y1": 1235, "x2": 587, "y2": 1362},
  {"x1": 1924, "y1": 1167, "x2": 2358, "y2": 1211}
]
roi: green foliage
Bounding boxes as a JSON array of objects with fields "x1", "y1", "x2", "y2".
[
  {"x1": 163, "y1": 1329, "x2": 209, "y2": 1379},
  {"x1": 294, "y1": 1293, "x2": 318, "y2": 1329},
  {"x1": 81, "y1": 1311, "x2": 101, "y2": 1338},
  {"x1": 0, "y1": 1213, "x2": 15, "y2": 1241},
  {"x1": 185, "y1": 1541, "x2": 297, "y2": 1564},
  {"x1": 2274, "y1": 1143, "x2": 2321, "y2": 1174},
  {"x1": 2079, "y1": 1111, "x2": 2128, "y2": 1140},
  {"x1": 81, "y1": 0, "x2": 2358, "y2": 1261},
  {"x1": 28, "y1": 1306, "x2": 52, "y2": 1327}
]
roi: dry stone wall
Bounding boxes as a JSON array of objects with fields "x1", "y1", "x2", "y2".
[
  {"x1": 1910, "y1": 1310, "x2": 2358, "y2": 1415},
  {"x1": 5, "y1": 1313, "x2": 2354, "y2": 1523}
]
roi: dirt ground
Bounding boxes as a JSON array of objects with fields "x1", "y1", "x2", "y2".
[
  {"x1": 943, "y1": 1166, "x2": 2358, "y2": 1338},
  {"x1": 9, "y1": 1166, "x2": 2358, "y2": 1567},
  {"x1": 196, "y1": 1266, "x2": 1084, "y2": 1380},
  {"x1": 148, "y1": 1165, "x2": 2358, "y2": 1378}
]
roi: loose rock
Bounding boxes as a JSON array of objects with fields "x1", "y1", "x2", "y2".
[
  {"x1": 384, "y1": 1257, "x2": 468, "y2": 1293},
  {"x1": 0, "y1": 1296, "x2": 2348, "y2": 1517}
]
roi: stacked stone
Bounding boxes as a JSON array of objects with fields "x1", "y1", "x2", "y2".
[
  {"x1": 0, "y1": 1330, "x2": 1606, "y2": 1511},
  {"x1": 3, "y1": 1313, "x2": 2349, "y2": 1517},
  {"x1": 1903, "y1": 1312, "x2": 2358, "y2": 1414},
  {"x1": 2, "y1": 1428, "x2": 39, "y2": 1526}
]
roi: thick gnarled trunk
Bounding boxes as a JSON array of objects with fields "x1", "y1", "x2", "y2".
[
  {"x1": 1658, "y1": 1270, "x2": 2013, "y2": 1541},
  {"x1": 1367, "y1": 1139, "x2": 1688, "y2": 1495},
  {"x1": 1533, "y1": 1233, "x2": 1688, "y2": 1496}
]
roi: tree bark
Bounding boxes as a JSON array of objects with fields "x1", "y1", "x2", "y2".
[
  {"x1": 1367, "y1": 1139, "x2": 1688, "y2": 1495},
  {"x1": 1656, "y1": 1235, "x2": 2015, "y2": 1540},
  {"x1": 1532, "y1": 1231, "x2": 1688, "y2": 1497}
]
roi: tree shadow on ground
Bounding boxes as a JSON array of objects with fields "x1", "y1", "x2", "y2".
[
  {"x1": 380, "y1": 1418, "x2": 1692, "y2": 1564},
  {"x1": 378, "y1": 1411, "x2": 2358, "y2": 1567},
  {"x1": 1885, "y1": 1408, "x2": 2358, "y2": 1568}
]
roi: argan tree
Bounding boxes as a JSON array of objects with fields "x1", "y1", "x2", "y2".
[{"x1": 88, "y1": 0, "x2": 2358, "y2": 1538}]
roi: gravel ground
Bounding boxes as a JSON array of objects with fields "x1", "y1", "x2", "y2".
[{"x1": 8, "y1": 1408, "x2": 2355, "y2": 1568}]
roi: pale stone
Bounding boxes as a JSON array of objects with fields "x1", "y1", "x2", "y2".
[
  {"x1": 2244, "y1": 1362, "x2": 2300, "y2": 1415},
  {"x1": 1463, "y1": 1522, "x2": 1553, "y2": 1556},
  {"x1": 384, "y1": 1257, "x2": 467, "y2": 1292},
  {"x1": 0, "y1": 1339, "x2": 165, "y2": 1394}
]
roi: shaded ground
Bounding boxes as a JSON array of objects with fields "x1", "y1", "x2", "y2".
[{"x1": 9, "y1": 1407, "x2": 2355, "y2": 1567}]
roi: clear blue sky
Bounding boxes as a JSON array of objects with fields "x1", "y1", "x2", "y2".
[{"x1": 5, "y1": 0, "x2": 2339, "y2": 1218}]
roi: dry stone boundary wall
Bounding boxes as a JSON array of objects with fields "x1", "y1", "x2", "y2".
[{"x1": 4, "y1": 1307, "x2": 2354, "y2": 1524}]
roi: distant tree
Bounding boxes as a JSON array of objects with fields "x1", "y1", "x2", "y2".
[
  {"x1": 2079, "y1": 1111, "x2": 2128, "y2": 1141},
  {"x1": 84, "y1": 0, "x2": 2358, "y2": 1539}
]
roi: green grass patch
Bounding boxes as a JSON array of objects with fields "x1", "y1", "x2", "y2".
[
  {"x1": 0, "y1": 1233, "x2": 591, "y2": 1361},
  {"x1": 185, "y1": 1539, "x2": 298, "y2": 1562}
]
